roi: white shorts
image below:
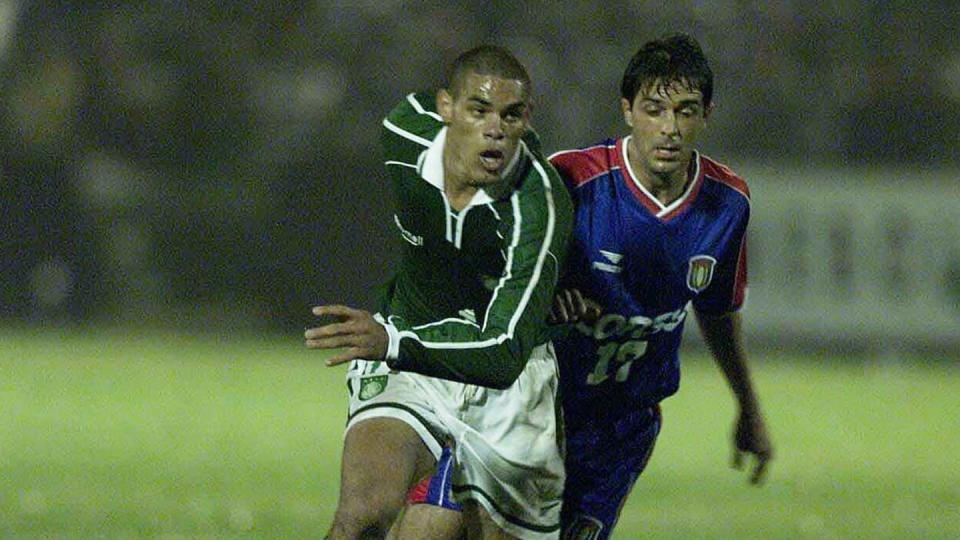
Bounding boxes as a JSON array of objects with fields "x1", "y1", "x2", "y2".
[{"x1": 345, "y1": 343, "x2": 565, "y2": 539}]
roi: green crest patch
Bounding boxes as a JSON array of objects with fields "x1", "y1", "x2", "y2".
[{"x1": 358, "y1": 375, "x2": 388, "y2": 401}]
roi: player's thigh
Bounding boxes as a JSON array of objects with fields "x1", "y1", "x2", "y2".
[
  {"x1": 461, "y1": 500, "x2": 519, "y2": 540},
  {"x1": 339, "y1": 360, "x2": 447, "y2": 510},
  {"x1": 561, "y1": 406, "x2": 661, "y2": 540},
  {"x1": 388, "y1": 503, "x2": 463, "y2": 540},
  {"x1": 339, "y1": 417, "x2": 436, "y2": 500}
]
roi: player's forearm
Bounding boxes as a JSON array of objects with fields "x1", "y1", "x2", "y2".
[
  {"x1": 390, "y1": 340, "x2": 525, "y2": 389},
  {"x1": 375, "y1": 313, "x2": 531, "y2": 388},
  {"x1": 697, "y1": 311, "x2": 761, "y2": 414}
]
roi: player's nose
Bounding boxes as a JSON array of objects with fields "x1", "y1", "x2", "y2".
[
  {"x1": 660, "y1": 111, "x2": 680, "y2": 136},
  {"x1": 484, "y1": 116, "x2": 505, "y2": 140}
]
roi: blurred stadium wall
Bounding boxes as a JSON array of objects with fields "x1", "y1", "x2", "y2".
[{"x1": 2, "y1": 2, "x2": 958, "y2": 353}]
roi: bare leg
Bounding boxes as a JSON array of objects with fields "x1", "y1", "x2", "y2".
[
  {"x1": 326, "y1": 418, "x2": 436, "y2": 539},
  {"x1": 462, "y1": 500, "x2": 518, "y2": 540},
  {"x1": 388, "y1": 503, "x2": 463, "y2": 540}
]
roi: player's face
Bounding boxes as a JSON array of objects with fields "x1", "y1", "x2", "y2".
[
  {"x1": 438, "y1": 72, "x2": 530, "y2": 187},
  {"x1": 622, "y1": 81, "x2": 709, "y2": 183}
]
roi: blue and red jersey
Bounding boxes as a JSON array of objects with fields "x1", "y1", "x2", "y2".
[{"x1": 549, "y1": 137, "x2": 750, "y2": 429}]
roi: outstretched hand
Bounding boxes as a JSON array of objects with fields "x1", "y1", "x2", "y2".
[
  {"x1": 304, "y1": 305, "x2": 388, "y2": 366},
  {"x1": 732, "y1": 409, "x2": 773, "y2": 484}
]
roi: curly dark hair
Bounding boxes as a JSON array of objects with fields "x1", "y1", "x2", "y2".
[{"x1": 620, "y1": 34, "x2": 713, "y2": 108}]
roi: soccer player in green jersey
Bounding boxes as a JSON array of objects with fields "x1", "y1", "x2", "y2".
[{"x1": 305, "y1": 46, "x2": 573, "y2": 539}]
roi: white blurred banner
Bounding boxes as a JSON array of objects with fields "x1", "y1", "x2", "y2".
[{"x1": 731, "y1": 165, "x2": 960, "y2": 351}]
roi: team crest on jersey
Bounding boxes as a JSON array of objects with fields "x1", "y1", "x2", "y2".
[
  {"x1": 562, "y1": 514, "x2": 603, "y2": 540},
  {"x1": 686, "y1": 255, "x2": 717, "y2": 293},
  {"x1": 358, "y1": 375, "x2": 388, "y2": 401},
  {"x1": 393, "y1": 215, "x2": 423, "y2": 246}
]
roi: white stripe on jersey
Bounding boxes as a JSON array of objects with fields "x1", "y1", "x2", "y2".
[
  {"x1": 505, "y1": 156, "x2": 557, "y2": 337},
  {"x1": 412, "y1": 317, "x2": 480, "y2": 330},
  {"x1": 385, "y1": 160, "x2": 417, "y2": 169},
  {"x1": 407, "y1": 93, "x2": 444, "y2": 122},
  {"x1": 547, "y1": 142, "x2": 615, "y2": 162},
  {"x1": 382, "y1": 117, "x2": 432, "y2": 147}
]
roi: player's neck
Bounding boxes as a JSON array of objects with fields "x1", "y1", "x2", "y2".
[
  {"x1": 443, "y1": 153, "x2": 513, "y2": 211},
  {"x1": 444, "y1": 177, "x2": 478, "y2": 211},
  {"x1": 629, "y1": 152, "x2": 693, "y2": 206},
  {"x1": 646, "y1": 170, "x2": 689, "y2": 206},
  {"x1": 439, "y1": 146, "x2": 475, "y2": 210}
]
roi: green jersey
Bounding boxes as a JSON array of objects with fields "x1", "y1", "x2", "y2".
[{"x1": 377, "y1": 92, "x2": 573, "y2": 389}]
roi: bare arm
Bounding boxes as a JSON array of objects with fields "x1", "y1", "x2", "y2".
[{"x1": 695, "y1": 310, "x2": 773, "y2": 484}]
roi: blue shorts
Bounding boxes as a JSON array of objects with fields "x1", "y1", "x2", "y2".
[
  {"x1": 561, "y1": 405, "x2": 662, "y2": 540},
  {"x1": 405, "y1": 445, "x2": 462, "y2": 511}
]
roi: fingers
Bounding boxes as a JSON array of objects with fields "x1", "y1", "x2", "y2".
[
  {"x1": 325, "y1": 347, "x2": 366, "y2": 367},
  {"x1": 550, "y1": 294, "x2": 571, "y2": 324},
  {"x1": 305, "y1": 334, "x2": 357, "y2": 350},
  {"x1": 750, "y1": 456, "x2": 770, "y2": 484},
  {"x1": 304, "y1": 321, "x2": 353, "y2": 340},
  {"x1": 306, "y1": 332, "x2": 376, "y2": 365},
  {"x1": 732, "y1": 448, "x2": 743, "y2": 470},
  {"x1": 582, "y1": 298, "x2": 602, "y2": 323},
  {"x1": 305, "y1": 304, "x2": 366, "y2": 351},
  {"x1": 732, "y1": 448, "x2": 771, "y2": 485},
  {"x1": 305, "y1": 305, "x2": 388, "y2": 364},
  {"x1": 311, "y1": 304, "x2": 363, "y2": 319},
  {"x1": 569, "y1": 289, "x2": 588, "y2": 316}
]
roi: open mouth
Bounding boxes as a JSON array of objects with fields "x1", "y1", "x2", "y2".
[
  {"x1": 479, "y1": 149, "x2": 505, "y2": 172},
  {"x1": 654, "y1": 145, "x2": 682, "y2": 159}
]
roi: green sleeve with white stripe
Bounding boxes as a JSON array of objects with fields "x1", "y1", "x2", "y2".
[{"x1": 388, "y1": 186, "x2": 571, "y2": 389}]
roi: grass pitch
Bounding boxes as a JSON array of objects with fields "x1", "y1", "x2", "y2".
[{"x1": 1, "y1": 327, "x2": 957, "y2": 538}]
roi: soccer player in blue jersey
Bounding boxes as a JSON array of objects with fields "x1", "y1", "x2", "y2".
[
  {"x1": 547, "y1": 33, "x2": 773, "y2": 539},
  {"x1": 395, "y1": 34, "x2": 773, "y2": 540}
]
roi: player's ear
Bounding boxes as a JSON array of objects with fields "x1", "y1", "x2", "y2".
[
  {"x1": 437, "y1": 89, "x2": 454, "y2": 123},
  {"x1": 704, "y1": 101, "x2": 716, "y2": 121},
  {"x1": 621, "y1": 98, "x2": 633, "y2": 127}
]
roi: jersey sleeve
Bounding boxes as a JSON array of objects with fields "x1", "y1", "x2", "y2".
[
  {"x1": 381, "y1": 92, "x2": 441, "y2": 161},
  {"x1": 383, "y1": 165, "x2": 571, "y2": 389},
  {"x1": 691, "y1": 205, "x2": 749, "y2": 315}
]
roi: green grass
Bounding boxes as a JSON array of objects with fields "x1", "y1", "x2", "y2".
[{"x1": 1, "y1": 327, "x2": 957, "y2": 538}]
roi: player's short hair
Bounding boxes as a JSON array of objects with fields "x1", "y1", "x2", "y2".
[
  {"x1": 621, "y1": 34, "x2": 713, "y2": 109},
  {"x1": 446, "y1": 45, "x2": 531, "y2": 99}
]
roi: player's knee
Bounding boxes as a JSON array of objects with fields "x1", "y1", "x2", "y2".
[
  {"x1": 332, "y1": 485, "x2": 404, "y2": 538},
  {"x1": 327, "y1": 516, "x2": 389, "y2": 540},
  {"x1": 329, "y1": 509, "x2": 392, "y2": 539}
]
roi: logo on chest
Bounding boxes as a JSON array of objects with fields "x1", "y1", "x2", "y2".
[
  {"x1": 591, "y1": 250, "x2": 623, "y2": 274},
  {"x1": 686, "y1": 255, "x2": 717, "y2": 293}
]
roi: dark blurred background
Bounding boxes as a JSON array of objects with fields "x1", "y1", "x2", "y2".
[{"x1": 2, "y1": 2, "x2": 958, "y2": 346}]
